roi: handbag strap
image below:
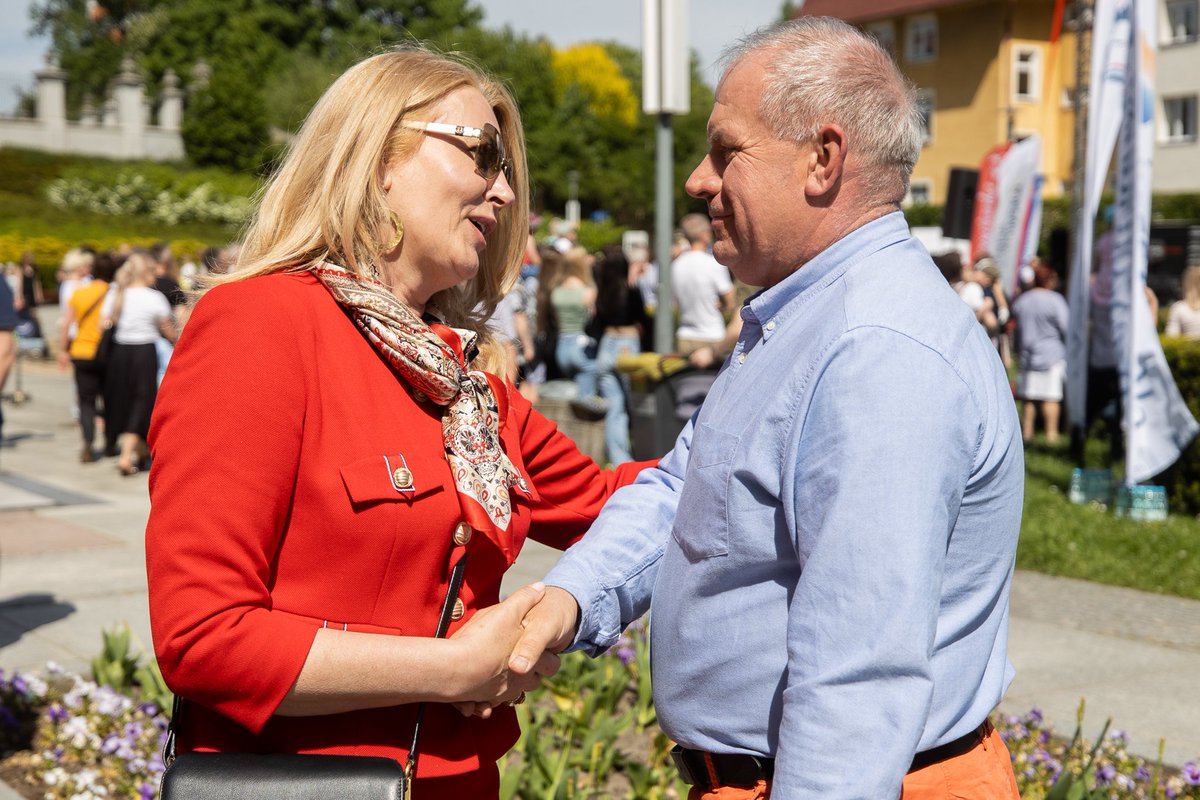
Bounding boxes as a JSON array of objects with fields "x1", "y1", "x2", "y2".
[{"x1": 163, "y1": 550, "x2": 469, "y2": 783}]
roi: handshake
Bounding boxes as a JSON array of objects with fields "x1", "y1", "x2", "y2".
[{"x1": 444, "y1": 583, "x2": 580, "y2": 718}]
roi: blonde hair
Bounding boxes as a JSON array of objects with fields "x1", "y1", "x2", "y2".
[
  {"x1": 1184, "y1": 265, "x2": 1200, "y2": 310},
  {"x1": 560, "y1": 246, "x2": 595, "y2": 286},
  {"x1": 108, "y1": 251, "x2": 156, "y2": 325},
  {"x1": 213, "y1": 46, "x2": 529, "y2": 372}
]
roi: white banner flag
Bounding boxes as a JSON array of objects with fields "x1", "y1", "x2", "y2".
[
  {"x1": 1111, "y1": 0, "x2": 1198, "y2": 483},
  {"x1": 988, "y1": 135, "x2": 1043, "y2": 294},
  {"x1": 1065, "y1": 0, "x2": 1132, "y2": 433}
]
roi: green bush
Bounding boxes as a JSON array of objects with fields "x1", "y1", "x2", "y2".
[
  {"x1": 1157, "y1": 337, "x2": 1200, "y2": 516},
  {"x1": 182, "y1": 70, "x2": 271, "y2": 172}
]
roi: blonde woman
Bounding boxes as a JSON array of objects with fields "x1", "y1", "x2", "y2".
[
  {"x1": 144, "y1": 48, "x2": 645, "y2": 796},
  {"x1": 550, "y1": 245, "x2": 600, "y2": 404},
  {"x1": 100, "y1": 251, "x2": 177, "y2": 474},
  {"x1": 1165, "y1": 265, "x2": 1200, "y2": 339}
]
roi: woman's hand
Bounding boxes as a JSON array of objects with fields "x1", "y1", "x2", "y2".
[{"x1": 446, "y1": 583, "x2": 561, "y2": 716}]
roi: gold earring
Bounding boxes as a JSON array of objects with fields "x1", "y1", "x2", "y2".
[{"x1": 381, "y1": 210, "x2": 404, "y2": 253}]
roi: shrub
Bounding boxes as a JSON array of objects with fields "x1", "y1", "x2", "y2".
[
  {"x1": 1158, "y1": 337, "x2": 1200, "y2": 516},
  {"x1": 45, "y1": 174, "x2": 253, "y2": 225},
  {"x1": 181, "y1": 69, "x2": 270, "y2": 173}
]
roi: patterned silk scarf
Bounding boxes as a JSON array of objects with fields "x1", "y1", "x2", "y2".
[{"x1": 314, "y1": 263, "x2": 520, "y2": 535}]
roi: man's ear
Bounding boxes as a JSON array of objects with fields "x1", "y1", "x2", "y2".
[{"x1": 804, "y1": 123, "x2": 847, "y2": 198}]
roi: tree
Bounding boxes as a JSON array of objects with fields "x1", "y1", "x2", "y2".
[
  {"x1": 181, "y1": 65, "x2": 268, "y2": 171},
  {"x1": 30, "y1": 0, "x2": 485, "y2": 166}
]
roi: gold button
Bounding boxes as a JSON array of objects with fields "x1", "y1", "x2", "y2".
[
  {"x1": 453, "y1": 522, "x2": 473, "y2": 546},
  {"x1": 450, "y1": 598, "x2": 465, "y2": 620},
  {"x1": 392, "y1": 467, "x2": 413, "y2": 489}
]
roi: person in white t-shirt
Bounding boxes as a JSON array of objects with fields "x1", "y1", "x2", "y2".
[
  {"x1": 100, "y1": 251, "x2": 178, "y2": 475},
  {"x1": 672, "y1": 213, "x2": 735, "y2": 354}
]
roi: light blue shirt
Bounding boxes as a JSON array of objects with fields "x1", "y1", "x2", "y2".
[{"x1": 544, "y1": 212, "x2": 1024, "y2": 798}]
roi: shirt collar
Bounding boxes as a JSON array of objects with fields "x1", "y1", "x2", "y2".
[{"x1": 744, "y1": 211, "x2": 911, "y2": 329}]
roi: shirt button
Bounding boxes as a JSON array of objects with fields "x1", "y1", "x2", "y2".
[
  {"x1": 453, "y1": 522, "x2": 473, "y2": 546},
  {"x1": 766, "y1": 320, "x2": 776, "y2": 331},
  {"x1": 450, "y1": 598, "x2": 465, "y2": 620},
  {"x1": 392, "y1": 468, "x2": 413, "y2": 489},
  {"x1": 737, "y1": 352, "x2": 747, "y2": 364}
]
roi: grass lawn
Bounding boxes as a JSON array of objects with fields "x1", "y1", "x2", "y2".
[{"x1": 1018, "y1": 437, "x2": 1200, "y2": 600}]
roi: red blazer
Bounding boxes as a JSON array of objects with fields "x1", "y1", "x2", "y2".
[{"x1": 146, "y1": 272, "x2": 645, "y2": 777}]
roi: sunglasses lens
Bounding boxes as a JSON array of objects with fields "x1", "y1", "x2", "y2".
[{"x1": 476, "y1": 124, "x2": 504, "y2": 180}]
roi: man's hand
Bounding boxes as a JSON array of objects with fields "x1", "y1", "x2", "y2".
[{"x1": 508, "y1": 586, "x2": 580, "y2": 675}]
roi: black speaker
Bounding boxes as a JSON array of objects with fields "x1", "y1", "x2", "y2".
[
  {"x1": 1049, "y1": 227, "x2": 1069, "y2": 273},
  {"x1": 942, "y1": 168, "x2": 979, "y2": 240}
]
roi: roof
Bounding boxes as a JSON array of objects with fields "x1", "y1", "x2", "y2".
[{"x1": 794, "y1": 0, "x2": 976, "y2": 23}]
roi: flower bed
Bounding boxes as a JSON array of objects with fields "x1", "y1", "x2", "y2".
[{"x1": 1, "y1": 625, "x2": 1198, "y2": 799}]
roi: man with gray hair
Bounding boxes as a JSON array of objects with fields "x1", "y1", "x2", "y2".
[{"x1": 511, "y1": 17, "x2": 1023, "y2": 798}]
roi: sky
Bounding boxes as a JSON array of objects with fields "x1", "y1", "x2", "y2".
[{"x1": 0, "y1": 0, "x2": 790, "y2": 115}]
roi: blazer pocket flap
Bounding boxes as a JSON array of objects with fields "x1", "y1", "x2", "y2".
[{"x1": 340, "y1": 454, "x2": 445, "y2": 505}]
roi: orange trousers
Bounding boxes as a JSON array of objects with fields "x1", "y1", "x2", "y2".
[{"x1": 687, "y1": 723, "x2": 1020, "y2": 800}]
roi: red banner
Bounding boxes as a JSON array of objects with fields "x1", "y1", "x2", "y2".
[{"x1": 969, "y1": 143, "x2": 1010, "y2": 262}]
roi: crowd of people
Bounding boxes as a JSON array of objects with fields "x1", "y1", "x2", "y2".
[
  {"x1": 0, "y1": 242, "x2": 239, "y2": 465},
  {"x1": 935, "y1": 242, "x2": 1199, "y2": 449}
]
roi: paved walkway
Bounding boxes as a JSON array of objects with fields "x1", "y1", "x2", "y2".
[{"x1": 2, "y1": 354, "x2": 1198, "y2": 777}]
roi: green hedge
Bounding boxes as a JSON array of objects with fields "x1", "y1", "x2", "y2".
[{"x1": 1159, "y1": 337, "x2": 1200, "y2": 516}]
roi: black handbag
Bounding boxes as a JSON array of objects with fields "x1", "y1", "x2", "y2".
[
  {"x1": 94, "y1": 321, "x2": 116, "y2": 366},
  {"x1": 159, "y1": 552, "x2": 467, "y2": 800}
]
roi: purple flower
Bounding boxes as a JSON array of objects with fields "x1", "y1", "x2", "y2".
[
  {"x1": 1182, "y1": 762, "x2": 1200, "y2": 786},
  {"x1": 1025, "y1": 708, "x2": 1044, "y2": 724},
  {"x1": 47, "y1": 705, "x2": 69, "y2": 723},
  {"x1": 10, "y1": 674, "x2": 27, "y2": 695},
  {"x1": 1135, "y1": 766, "x2": 1151, "y2": 782},
  {"x1": 139, "y1": 782, "x2": 156, "y2": 800},
  {"x1": 101, "y1": 733, "x2": 121, "y2": 754},
  {"x1": 615, "y1": 644, "x2": 636, "y2": 666},
  {"x1": 138, "y1": 702, "x2": 159, "y2": 716},
  {"x1": 1095, "y1": 764, "x2": 1116, "y2": 785}
]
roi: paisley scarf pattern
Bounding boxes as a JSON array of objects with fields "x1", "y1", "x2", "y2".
[{"x1": 314, "y1": 263, "x2": 520, "y2": 534}]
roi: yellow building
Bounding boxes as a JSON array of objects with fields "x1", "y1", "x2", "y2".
[{"x1": 795, "y1": 0, "x2": 1077, "y2": 206}]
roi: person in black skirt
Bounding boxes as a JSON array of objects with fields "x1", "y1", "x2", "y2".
[{"x1": 100, "y1": 251, "x2": 178, "y2": 475}]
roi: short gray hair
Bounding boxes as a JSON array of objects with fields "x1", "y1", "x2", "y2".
[{"x1": 722, "y1": 16, "x2": 923, "y2": 203}]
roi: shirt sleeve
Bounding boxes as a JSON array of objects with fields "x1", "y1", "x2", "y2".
[
  {"x1": 775, "y1": 326, "x2": 977, "y2": 797},
  {"x1": 145, "y1": 282, "x2": 319, "y2": 734},
  {"x1": 511, "y1": 391, "x2": 650, "y2": 549},
  {"x1": 542, "y1": 422, "x2": 693, "y2": 655},
  {"x1": 711, "y1": 260, "x2": 734, "y2": 294}
]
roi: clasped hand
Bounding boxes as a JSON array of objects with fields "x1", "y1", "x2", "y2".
[{"x1": 446, "y1": 583, "x2": 579, "y2": 718}]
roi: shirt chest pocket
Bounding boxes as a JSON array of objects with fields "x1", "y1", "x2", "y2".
[{"x1": 671, "y1": 424, "x2": 740, "y2": 561}]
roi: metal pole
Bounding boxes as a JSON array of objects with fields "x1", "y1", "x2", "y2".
[
  {"x1": 654, "y1": 112, "x2": 674, "y2": 354},
  {"x1": 1067, "y1": 0, "x2": 1092, "y2": 465}
]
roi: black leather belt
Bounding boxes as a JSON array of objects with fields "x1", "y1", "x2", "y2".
[{"x1": 670, "y1": 721, "x2": 989, "y2": 790}]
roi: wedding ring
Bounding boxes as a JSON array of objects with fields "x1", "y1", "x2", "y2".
[{"x1": 507, "y1": 692, "x2": 526, "y2": 706}]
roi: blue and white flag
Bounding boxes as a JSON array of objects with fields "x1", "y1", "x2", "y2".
[
  {"x1": 1110, "y1": 0, "x2": 1198, "y2": 483},
  {"x1": 1065, "y1": 0, "x2": 1132, "y2": 434}
]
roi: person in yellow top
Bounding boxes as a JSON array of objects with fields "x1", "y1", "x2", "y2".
[{"x1": 58, "y1": 252, "x2": 118, "y2": 462}]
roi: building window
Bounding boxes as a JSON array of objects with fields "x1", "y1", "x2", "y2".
[
  {"x1": 1164, "y1": 95, "x2": 1198, "y2": 142},
  {"x1": 916, "y1": 90, "x2": 935, "y2": 145},
  {"x1": 906, "y1": 15, "x2": 938, "y2": 63},
  {"x1": 906, "y1": 179, "x2": 933, "y2": 206},
  {"x1": 1013, "y1": 46, "x2": 1042, "y2": 103},
  {"x1": 866, "y1": 21, "x2": 896, "y2": 56},
  {"x1": 1166, "y1": 0, "x2": 1199, "y2": 44}
]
